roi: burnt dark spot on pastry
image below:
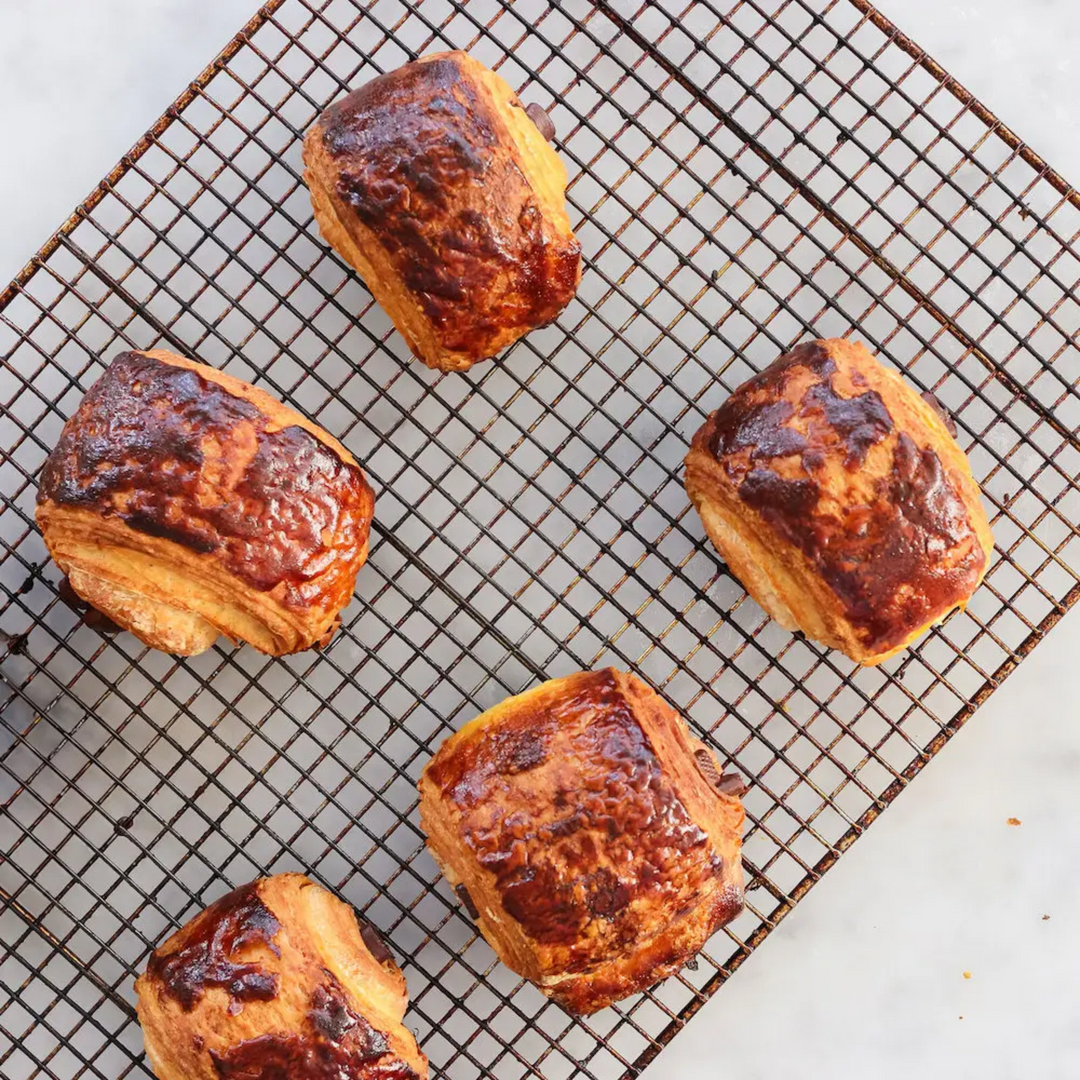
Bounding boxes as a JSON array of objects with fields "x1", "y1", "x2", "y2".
[
  {"x1": 357, "y1": 920, "x2": 394, "y2": 966},
  {"x1": 743, "y1": 432, "x2": 983, "y2": 652},
  {"x1": 209, "y1": 1030, "x2": 416, "y2": 1080},
  {"x1": 148, "y1": 882, "x2": 281, "y2": 1012},
  {"x1": 308, "y1": 973, "x2": 365, "y2": 1043},
  {"x1": 584, "y1": 868, "x2": 631, "y2": 920},
  {"x1": 455, "y1": 883, "x2": 480, "y2": 919},
  {"x1": 711, "y1": 398, "x2": 807, "y2": 462},
  {"x1": 317, "y1": 53, "x2": 579, "y2": 358},
  {"x1": 209, "y1": 972, "x2": 416, "y2": 1080},
  {"x1": 489, "y1": 725, "x2": 549, "y2": 774},
  {"x1": 739, "y1": 470, "x2": 821, "y2": 520},
  {"x1": 920, "y1": 389, "x2": 959, "y2": 437},
  {"x1": 122, "y1": 511, "x2": 221, "y2": 554},
  {"x1": 710, "y1": 342, "x2": 892, "y2": 471},
  {"x1": 803, "y1": 378, "x2": 892, "y2": 469},
  {"x1": 545, "y1": 814, "x2": 582, "y2": 840},
  {"x1": 38, "y1": 352, "x2": 373, "y2": 611},
  {"x1": 428, "y1": 671, "x2": 729, "y2": 966}
]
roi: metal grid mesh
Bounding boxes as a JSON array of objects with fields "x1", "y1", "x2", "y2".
[{"x1": 2, "y1": 0, "x2": 1079, "y2": 1077}]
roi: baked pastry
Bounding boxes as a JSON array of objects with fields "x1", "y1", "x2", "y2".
[
  {"x1": 135, "y1": 873, "x2": 426, "y2": 1080},
  {"x1": 418, "y1": 669, "x2": 745, "y2": 1015},
  {"x1": 685, "y1": 338, "x2": 994, "y2": 665},
  {"x1": 36, "y1": 349, "x2": 374, "y2": 656},
  {"x1": 302, "y1": 50, "x2": 581, "y2": 372}
]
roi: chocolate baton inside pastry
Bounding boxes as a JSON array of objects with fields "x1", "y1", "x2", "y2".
[
  {"x1": 302, "y1": 50, "x2": 581, "y2": 373},
  {"x1": 684, "y1": 338, "x2": 994, "y2": 665},
  {"x1": 135, "y1": 873, "x2": 427, "y2": 1080},
  {"x1": 36, "y1": 349, "x2": 375, "y2": 656},
  {"x1": 418, "y1": 669, "x2": 745, "y2": 1015}
]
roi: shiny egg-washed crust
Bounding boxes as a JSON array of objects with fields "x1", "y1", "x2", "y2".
[
  {"x1": 418, "y1": 669, "x2": 745, "y2": 1015},
  {"x1": 302, "y1": 50, "x2": 581, "y2": 372},
  {"x1": 135, "y1": 873, "x2": 427, "y2": 1080},
  {"x1": 685, "y1": 338, "x2": 994, "y2": 665},
  {"x1": 36, "y1": 350, "x2": 375, "y2": 656}
]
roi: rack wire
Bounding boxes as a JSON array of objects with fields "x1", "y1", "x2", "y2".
[{"x1": 2, "y1": 0, "x2": 1079, "y2": 1077}]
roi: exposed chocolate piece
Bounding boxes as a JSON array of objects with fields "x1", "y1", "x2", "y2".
[
  {"x1": 920, "y1": 390, "x2": 959, "y2": 437},
  {"x1": 38, "y1": 353, "x2": 373, "y2": 612},
  {"x1": 82, "y1": 607, "x2": 123, "y2": 634},
  {"x1": 694, "y1": 749, "x2": 747, "y2": 798},
  {"x1": 57, "y1": 575, "x2": 123, "y2": 634},
  {"x1": 57, "y1": 576, "x2": 83, "y2": 608},
  {"x1": 59, "y1": 577, "x2": 118, "y2": 632},
  {"x1": 525, "y1": 102, "x2": 556, "y2": 141},
  {"x1": 148, "y1": 883, "x2": 282, "y2": 1012},
  {"x1": 357, "y1": 920, "x2": 394, "y2": 967},
  {"x1": 454, "y1": 883, "x2": 480, "y2": 920},
  {"x1": 717, "y1": 772, "x2": 749, "y2": 798},
  {"x1": 693, "y1": 747, "x2": 722, "y2": 786}
]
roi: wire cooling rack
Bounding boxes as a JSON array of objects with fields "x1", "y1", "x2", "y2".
[{"x1": 3, "y1": 1, "x2": 1080, "y2": 1077}]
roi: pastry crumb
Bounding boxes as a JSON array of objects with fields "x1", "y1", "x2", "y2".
[
  {"x1": 962, "y1": 971, "x2": 972, "y2": 980},
  {"x1": 1042, "y1": 914, "x2": 1051, "y2": 921},
  {"x1": 1006, "y1": 817, "x2": 1022, "y2": 826}
]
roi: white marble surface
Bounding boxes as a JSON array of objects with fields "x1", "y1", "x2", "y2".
[{"x1": 2, "y1": 2, "x2": 1078, "y2": 1077}]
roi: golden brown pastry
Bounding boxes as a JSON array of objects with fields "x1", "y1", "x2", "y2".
[
  {"x1": 685, "y1": 338, "x2": 994, "y2": 665},
  {"x1": 418, "y1": 669, "x2": 745, "y2": 1015},
  {"x1": 36, "y1": 350, "x2": 374, "y2": 656},
  {"x1": 302, "y1": 50, "x2": 581, "y2": 372},
  {"x1": 135, "y1": 873, "x2": 427, "y2": 1080}
]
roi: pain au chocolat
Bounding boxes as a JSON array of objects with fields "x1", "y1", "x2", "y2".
[
  {"x1": 302, "y1": 50, "x2": 581, "y2": 372},
  {"x1": 685, "y1": 338, "x2": 994, "y2": 666},
  {"x1": 36, "y1": 350, "x2": 374, "y2": 656},
  {"x1": 418, "y1": 669, "x2": 745, "y2": 1015},
  {"x1": 135, "y1": 873, "x2": 427, "y2": 1080}
]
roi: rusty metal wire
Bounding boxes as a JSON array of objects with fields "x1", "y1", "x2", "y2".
[{"x1": 2, "y1": 1, "x2": 1079, "y2": 1078}]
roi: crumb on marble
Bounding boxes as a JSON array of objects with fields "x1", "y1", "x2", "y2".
[
  {"x1": 1006, "y1": 817, "x2": 1022, "y2": 826},
  {"x1": 962, "y1": 971, "x2": 972, "y2": 980}
]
